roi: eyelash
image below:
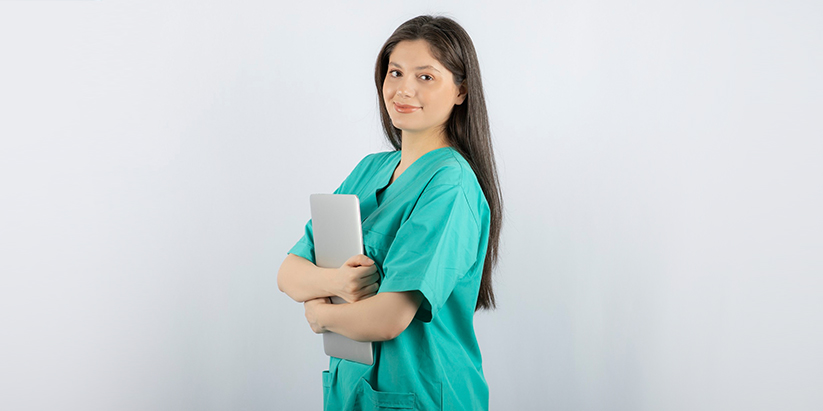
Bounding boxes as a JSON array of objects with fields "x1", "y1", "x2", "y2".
[{"x1": 390, "y1": 70, "x2": 433, "y2": 81}]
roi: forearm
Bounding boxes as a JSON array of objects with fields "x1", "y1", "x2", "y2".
[
  {"x1": 277, "y1": 254, "x2": 334, "y2": 302},
  {"x1": 317, "y1": 292, "x2": 422, "y2": 342}
]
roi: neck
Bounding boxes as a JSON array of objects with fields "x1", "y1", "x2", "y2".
[{"x1": 398, "y1": 127, "x2": 450, "y2": 167}]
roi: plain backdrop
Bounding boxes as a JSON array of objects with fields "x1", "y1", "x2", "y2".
[{"x1": 1, "y1": 1, "x2": 821, "y2": 410}]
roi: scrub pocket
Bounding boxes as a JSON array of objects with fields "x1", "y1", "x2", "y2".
[
  {"x1": 362, "y1": 229, "x2": 393, "y2": 282},
  {"x1": 359, "y1": 377, "x2": 415, "y2": 410},
  {"x1": 321, "y1": 370, "x2": 331, "y2": 409}
]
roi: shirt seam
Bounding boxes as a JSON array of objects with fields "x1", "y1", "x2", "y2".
[
  {"x1": 443, "y1": 149, "x2": 482, "y2": 231},
  {"x1": 422, "y1": 182, "x2": 481, "y2": 232}
]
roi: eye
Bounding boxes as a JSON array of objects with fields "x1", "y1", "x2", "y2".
[
  {"x1": 420, "y1": 74, "x2": 433, "y2": 81},
  {"x1": 389, "y1": 70, "x2": 402, "y2": 78}
]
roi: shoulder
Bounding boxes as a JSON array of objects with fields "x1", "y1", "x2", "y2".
[
  {"x1": 426, "y1": 148, "x2": 478, "y2": 187},
  {"x1": 351, "y1": 150, "x2": 398, "y2": 173},
  {"x1": 421, "y1": 148, "x2": 490, "y2": 229},
  {"x1": 342, "y1": 150, "x2": 398, "y2": 183}
]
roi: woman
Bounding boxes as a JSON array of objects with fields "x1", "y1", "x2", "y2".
[{"x1": 277, "y1": 15, "x2": 502, "y2": 410}]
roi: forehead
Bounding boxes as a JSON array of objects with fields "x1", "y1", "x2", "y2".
[{"x1": 388, "y1": 40, "x2": 446, "y2": 70}]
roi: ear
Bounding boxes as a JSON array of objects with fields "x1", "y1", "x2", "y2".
[{"x1": 455, "y1": 82, "x2": 467, "y2": 105}]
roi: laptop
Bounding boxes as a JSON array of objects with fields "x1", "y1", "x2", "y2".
[{"x1": 309, "y1": 194, "x2": 374, "y2": 366}]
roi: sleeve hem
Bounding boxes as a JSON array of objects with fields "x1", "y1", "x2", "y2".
[
  {"x1": 378, "y1": 280, "x2": 439, "y2": 322},
  {"x1": 287, "y1": 239, "x2": 315, "y2": 264}
]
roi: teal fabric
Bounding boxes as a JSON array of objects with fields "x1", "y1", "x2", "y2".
[{"x1": 289, "y1": 147, "x2": 490, "y2": 411}]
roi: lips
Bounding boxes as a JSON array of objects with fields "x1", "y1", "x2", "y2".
[{"x1": 393, "y1": 102, "x2": 420, "y2": 113}]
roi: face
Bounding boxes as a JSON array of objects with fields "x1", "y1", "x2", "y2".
[{"x1": 382, "y1": 39, "x2": 466, "y2": 137}]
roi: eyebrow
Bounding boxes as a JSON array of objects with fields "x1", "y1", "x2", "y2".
[{"x1": 389, "y1": 62, "x2": 441, "y2": 73}]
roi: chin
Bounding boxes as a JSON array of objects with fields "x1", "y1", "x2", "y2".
[{"x1": 389, "y1": 118, "x2": 409, "y2": 130}]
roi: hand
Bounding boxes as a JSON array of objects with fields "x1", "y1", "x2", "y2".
[
  {"x1": 329, "y1": 254, "x2": 380, "y2": 303},
  {"x1": 304, "y1": 297, "x2": 331, "y2": 334}
]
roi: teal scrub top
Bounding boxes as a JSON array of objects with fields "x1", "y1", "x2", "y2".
[{"x1": 288, "y1": 147, "x2": 491, "y2": 411}]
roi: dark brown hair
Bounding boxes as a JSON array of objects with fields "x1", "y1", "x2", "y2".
[{"x1": 375, "y1": 15, "x2": 502, "y2": 311}]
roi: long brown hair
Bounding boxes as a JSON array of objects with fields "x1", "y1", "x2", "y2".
[{"x1": 375, "y1": 15, "x2": 503, "y2": 311}]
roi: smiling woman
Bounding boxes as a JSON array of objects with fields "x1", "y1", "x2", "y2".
[
  {"x1": 382, "y1": 39, "x2": 467, "y2": 138},
  {"x1": 277, "y1": 14, "x2": 502, "y2": 411}
]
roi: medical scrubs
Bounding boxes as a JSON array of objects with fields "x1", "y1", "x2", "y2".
[{"x1": 288, "y1": 146, "x2": 490, "y2": 410}]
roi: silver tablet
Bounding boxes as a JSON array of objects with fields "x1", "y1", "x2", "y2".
[{"x1": 310, "y1": 194, "x2": 374, "y2": 366}]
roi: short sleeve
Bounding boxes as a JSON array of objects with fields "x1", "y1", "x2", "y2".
[
  {"x1": 287, "y1": 219, "x2": 317, "y2": 264},
  {"x1": 378, "y1": 184, "x2": 480, "y2": 322},
  {"x1": 286, "y1": 153, "x2": 376, "y2": 263}
]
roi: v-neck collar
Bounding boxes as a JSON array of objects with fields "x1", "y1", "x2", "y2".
[{"x1": 367, "y1": 146, "x2": 455, "y2": 212}]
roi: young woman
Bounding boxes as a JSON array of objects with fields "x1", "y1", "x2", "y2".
[{"x1": 277, "y1": 15, "x2": 502, "y2": 411}]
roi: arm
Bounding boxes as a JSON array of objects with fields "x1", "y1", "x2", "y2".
[
  {"x1": 304, "y1": 291, "x2": 424, "y2": 342},
  {"x1": 277, "y1": 254, "x2": 335, "y2": 302},
  {"x1": 278, "y1": 253, "x2": 380, "y2": 303}
]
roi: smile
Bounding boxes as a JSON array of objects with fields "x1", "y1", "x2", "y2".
[{"x1": 393, "y1": 102, "x2": 420, "y2": 113}]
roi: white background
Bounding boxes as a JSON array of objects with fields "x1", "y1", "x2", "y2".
[{"x1": 1, "y1": 1, "x2": 821, "y2": 410}]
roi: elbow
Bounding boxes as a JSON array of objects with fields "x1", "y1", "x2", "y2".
[
  {"x1": 276, "y1": 265, "x2": 286, "y2": 294},
  {"x1": 277, "y1": 263, "x2": 309, "y2": 303},
  {"x1": 377, "y1": 326, "x2": 400, "y2": 342},
  {"x1": 383, "y1": 316, "x2": 414, "y2": 341},
  {"x1": 276, "y1": 261, "x2": 299, "y2": 300},
  {"x1": 370, "y1": 328, "x2": 399, "y2": 343},
  {"x1": 378, "y1": 292, "x2": 423, "y2": 341},
  {"x1": 384, "y1": 328, "x2": 402, "y2": 342},
  {"x1": 361, "y1": 317, "x2": 407, "y2": 342}
]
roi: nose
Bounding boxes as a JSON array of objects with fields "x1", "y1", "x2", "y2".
[{"x1": 395, "y1": 76, "x2": 414, "y2": 99}]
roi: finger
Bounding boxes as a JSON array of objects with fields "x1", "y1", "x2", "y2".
[
  {"x1": 360, "y1": 271, "x2": 379, "y2": 284},
  {"x1": 347, "y1": 254, "x2": 374, "y2": 267},
  {"x1": 356, "y1": 281, "x2": 377, "y2": 291},
  {"x1": 355, "y1": 266, "x2": 378, "y2": 278},
  {"x1": 351, "y1": 283, "x2": 378, "y2": 301},
  {"x1": 358, "y1": 282, "x2": 380, "y2": 295}
]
